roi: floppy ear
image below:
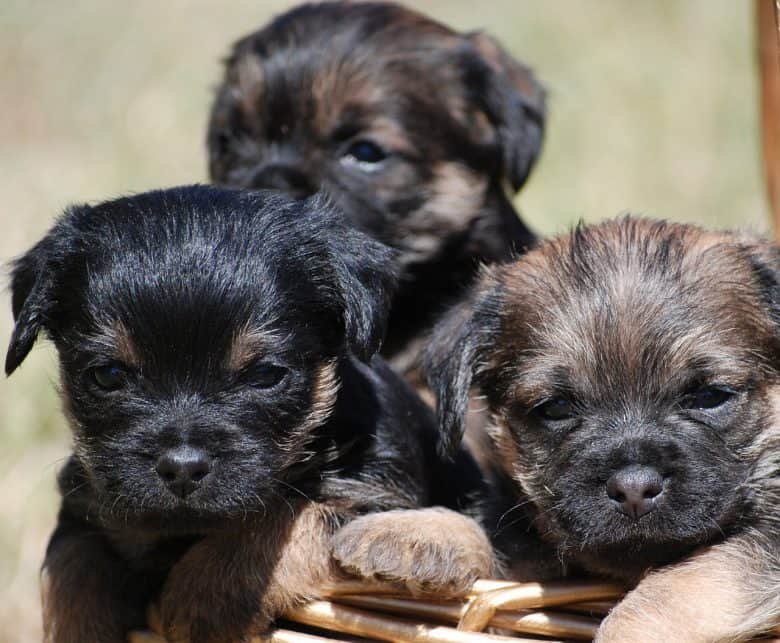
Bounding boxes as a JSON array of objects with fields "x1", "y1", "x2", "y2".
[
  {"x1": 741, "y1": 240, "x2": 780, "y2": 336},
  {"x1": 5, "y1": 237, "x2": 55, "y2": 375},
  {"x1": 465, "y1": 32, "x2": 546, "y2": 191},
  {"x1": 423, "y1": 274, "x2": 502, "y2": 457},
  {"x1": 317, "y1": 198, "x2": 399, "y2": 362}
]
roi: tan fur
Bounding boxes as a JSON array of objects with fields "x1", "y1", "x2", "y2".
[
  {"x1": 311, "y1": 73, "x2": 386, "y2": 134},
  {"x1": 225, "y1": 325, "x2": 280, "y2": 372},
  {"x1": 331, "y1": 507, "x2": 496, "y2": 597},
  {"x1": 279, "y1": 360, "x2": 340, "y2": 465},
  {"x1": 160, "y1": 502, "x2": 345, "y2": 643},
  {"x1": 297, "y1": 360, "x2": 340, "y2": 433},
  {"x1": 399, "y1": 162, "x2": 487, "y2": 265},
  {"x1": 234, "y1": 53, "x2": 264, "y2": 119},
  {"x1": 78, "y1": 321, "x2": 141, "y2": 368},
  {"x1": 597, "y1": 534, "x2": 780, "y2": 642},
  {"x1": 114, "y1": 321, "x2": 140, "y2": 367}
]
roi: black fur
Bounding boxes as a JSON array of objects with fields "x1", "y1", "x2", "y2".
[{"x1": 7, "y1": 185, "x2": 484, "y2": 642}]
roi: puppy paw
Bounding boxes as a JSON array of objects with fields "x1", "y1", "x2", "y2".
[
  {"x1": 158, "y1": 541, "x2": 271, "y2": 643},
  {"x1": 331, "y1": 508, "x2": 495, "y2": 597},
  {"x1": 160, "y1": 578, "x2": 271, "y2": 643}
]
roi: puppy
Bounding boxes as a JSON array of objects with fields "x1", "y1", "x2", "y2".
[
  {"x1": 6, "y1": 186, "x2": 492, "y2": 643},
  {"x1": 207, "y1": 1, "x2": 545, "y2": 374},
  {"x1": 423, "y1": 217, "x2": 780, "y2": 641}
]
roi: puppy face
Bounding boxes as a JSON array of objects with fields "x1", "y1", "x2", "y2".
[
  {"x1": 6, "y1": 187, "x2": 396, "y2": 530},
  {"x1": 208, "y1": 2, "x2": 544, "y2": 267},
  {"x1": 427, "y1": 218, "x2": 780, "y2": 579}
]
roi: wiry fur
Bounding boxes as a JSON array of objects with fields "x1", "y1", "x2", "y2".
[
  {"x1": 207, "y1": 1, "x2": 544, "y2": 371},
  {"x1": 6, "y1": 186, "x2": 487, "y2": 643},
  {"x1": 425, "y1": 217, "x2": 780, "y2": 640},
  {"x1": 331, "y1": 507, "x2": 495, "y2": 597}
]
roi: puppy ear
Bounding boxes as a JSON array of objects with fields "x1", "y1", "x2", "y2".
[
  {"x1": 316, "y1": 196, "x2": 399, "y2": 362},
  {"x1": 423, "y1": 273, "x2": 501, "y2": 457},
  {"x1": 465, "y1": 32, "x2": 546, "y2": 191},
  {"x1": 6, "y1": 237, "x2": 55, "y2": 375},
  {"x1": 741, "y1": 240, "x2": 780, "y2": 332}
]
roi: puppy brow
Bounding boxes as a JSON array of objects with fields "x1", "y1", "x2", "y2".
[
  {"x1": 114, "y1": 323, "x2": 140, "y2": 367},
  {"x1": 86, "y1": 322, "x2": 140, "y2": 367},
  {"x1": 235, "y1": 53, "x2": 265, "y2": 116},
  {"x1": 225, "y1": 325, "x2": 278, "y2": 371},
  {"x1": 512, "y1": 363, "x2": 574, "y2": 404}
]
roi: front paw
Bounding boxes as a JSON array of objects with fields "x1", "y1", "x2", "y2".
[
  {"x1": 331, "y1": 508, "x2": 495, "y2": 597},
  {"x1": 159, "y1": 553, "x2": 270, "y2": 643},
  {"x1": 596, "y1": 596, "x2": 682, "y2": 643}
]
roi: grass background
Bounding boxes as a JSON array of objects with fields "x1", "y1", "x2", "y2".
[{"x1": 0, "y1": 1, "x2": 770, "y2": 639}]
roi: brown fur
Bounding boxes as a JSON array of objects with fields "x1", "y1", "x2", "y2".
[
  {"x1": 225, "y1": 325, "x2": 279, "y2": 372},
  {"x1": 598, "y1": 534, "x2": 780, "y2": 642},
  {"x1": 114, "y1": 322, "x2": 140, "y2": 368},
  {"x1": 208, "y1": 1, "x2": 542, "y2": 371},
  {"x1": 160, "y1": 502, "x2": 345, "y2": 643},
  {"x1": 41, "y1": 529, "x2": 146, "y2": 643},
  {"x1": 331, "y1": 507, "x2": 496, "y2": 597},
  {"x1": 425, "y1": 217, "x2": 780, "y2": 639}
]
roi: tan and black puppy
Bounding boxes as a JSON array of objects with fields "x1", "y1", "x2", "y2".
[
  {"x1": 422, "y1": 217, "x2": 780, "y2": 641},
  {"x1": 6, "y1": 186, "x2": 492, "y2": 643},
  {"x1": 207, "y1": 1, "x2": 544, "y2": 374}
]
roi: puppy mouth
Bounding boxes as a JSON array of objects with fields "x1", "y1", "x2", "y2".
[
  {"x1": 547, "y1": 487, "x2": 744, "y2": 575},
  {"x1": 98, "y1": 489, "x2": 269, "y2": 531}
]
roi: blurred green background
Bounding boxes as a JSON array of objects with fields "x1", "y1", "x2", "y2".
[{"x1": 0, "y1": 1, "x2": 769, "y2": 639}]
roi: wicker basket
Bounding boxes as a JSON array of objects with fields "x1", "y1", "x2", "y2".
[
  {"x1": 128, "y1": 577, "x2": 780, "y2": 642},
  {"x1": 129, "y1": 578, "x2": 624, "y2": 643}
]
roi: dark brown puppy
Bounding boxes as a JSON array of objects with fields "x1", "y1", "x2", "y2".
[
  {"x1": 6, "y1": 186, "x2": 492, "y2": 643},
  {"x1": 207, "y1": 1, "x2": 544, "y2": 374},
  {"x1": 422, "y1": 217, "x2": 780, "y2": 641}
]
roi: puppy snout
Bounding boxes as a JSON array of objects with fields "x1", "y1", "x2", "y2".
[
  {"x1": 250, "y1": 164, "x2": 315, "y2": 197},
  {"x1": 606, "y1": 465, "x2": 664, "y2": 521},
  {"x1": 155, "y1": 447, "x2": 212, "y2": 498}
]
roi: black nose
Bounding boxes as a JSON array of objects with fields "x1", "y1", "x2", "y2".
[
  {"x1": 250, "y1": 165, "x2": 315, "y2": 198},
  {"x1": 155, "y1": 447, "x2": 212, "y2": 498},
  {"x1": 606, "y1": 465, "x2": 664, "y2": 520}
]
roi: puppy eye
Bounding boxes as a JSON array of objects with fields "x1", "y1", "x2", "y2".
[
  {"x1": 244, "y1": 362, "x2": 288, "y2": 389},
  {"x1": 532, "y1": 397, "x2": 575, "y2": 421},
  {"x1": 682, "y1": 386, "x2": 735, "y2": 410},
  {"x1": 91, "y1": 363, "x2": 129, "y2": 391},
  {"x1": 343, "y1": 140, "x2": 387, "y2": 165}
]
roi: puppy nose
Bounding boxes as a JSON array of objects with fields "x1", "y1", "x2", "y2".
[
  {"x1": 250, "y1": 165, "x2": 315, "y2": 198},
  {"x1": 155, "y1": 447, "x2": 212, "y2": 498},
  {"x1": 606, "y1": 465, "x2": 664, "y2": 520}
]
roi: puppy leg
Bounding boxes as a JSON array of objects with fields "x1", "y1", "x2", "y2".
[
  {"x1": 331, "y1": 507, "x2": 495, "y2": 596},
  {"x1": 160, "y1": 502, "x2": 342, "y2": 643},
  {"x1": 42, "y1": 520, "x2": 147, "y2": 643},
  {"x1": 596, "y1": 532, "x2": 780, "y2": 643}
]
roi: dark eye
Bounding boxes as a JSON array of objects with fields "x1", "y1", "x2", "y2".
[
  {"x1": 344, "y1": 140, "x2": 387, "y2": 165},
  {"x1": 91, "y1": 363, "x2": 129, "y2": 391},
  {"x1": 683, "y1": 386, "x2": 735, "y2": 410},
  {"x1": 533, "y1": 397, "x2": 575, "y2": 421},
  {"x1": 244, "y1": 362, "x2": 288, "y2": 389}
]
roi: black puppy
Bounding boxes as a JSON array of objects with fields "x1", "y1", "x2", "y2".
[
  {"x1": 207, "y1": 1, "x2": 544, "y2": 374},
  {"x1": 6, "y1": 186, "x2": 492, "y2": 643}
]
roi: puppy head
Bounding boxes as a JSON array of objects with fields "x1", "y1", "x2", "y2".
[
  {"x1": 426, "y1": 217, "x2": 780, "y2": 578},
  {"x1": 208, "y1": 1, "x2": 544, "y2": 267},
  {"x1": 6, "y1": 186, "x2": 396, "y2": 528}
]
